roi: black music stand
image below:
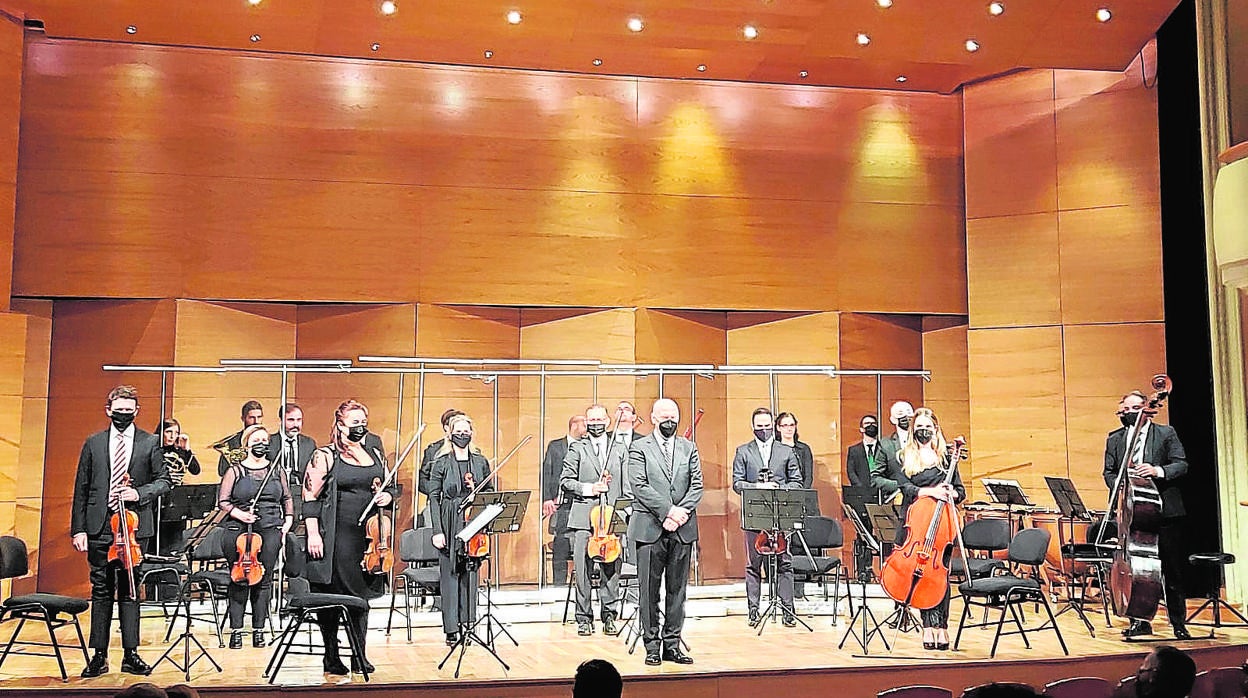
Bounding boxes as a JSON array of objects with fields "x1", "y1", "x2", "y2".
[
  {"x1": 983, "y1": 479, "x2": 1032, "y2": 533},
  {"x1": 152, "y1": 509, "x2": 227, "y2": 681},
  {"x1": 838, "y1": 503, "x2": 890, "y2": 654},
  {"x1": 865, "y1": 504, "x2": 921, "y2": 635},
  {"x1": 475, "y1": 490, "x2": 528, "y2": 649},
  {"x1": 741, "y1": 487, "x2": 814, "y2": 635},
  {"x1": 440, "y1": 500, "x2": 508, "y2": 678},
  {"x1": 1043, "y1": 477, "x2": 1100, "y2": 635},
  {"x1": 843, "y1": 486, "x2": 877, "y2": 579}
]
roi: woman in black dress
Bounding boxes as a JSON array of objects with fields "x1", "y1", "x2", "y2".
[
  {"x1": 886, "y1": 407, "x2": 965, "y2": 651},
  {"x1": 217, "y1": 424, "x2": 293, "y2": 649},
  {"x1": 775, "y1": 412, "x2": 815, "y2": 489},
  {"x1": 428, "y1": 414, "x2": 493, "y2": 646},
  {"x1": 303, "y1": 399, "x2": 395, "y2": 676}
]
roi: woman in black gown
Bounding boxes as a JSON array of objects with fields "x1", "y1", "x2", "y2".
[
  {"x1": 885, "y1": 407, "x2": 965, "y2": 651},
  {"x1": 303, "y1": 399, "x2": 395, "y2": 676},
  {"x1": 428, "y1": 414, "x2": 493, "y2": 647},
  {"x1": 217, "y1": 424, "x2": 293, "y2": 648}
]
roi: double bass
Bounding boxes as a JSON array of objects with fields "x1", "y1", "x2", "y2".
[{"x1": 1101, "y1": 374, "x2": 1171, "y2": 621}]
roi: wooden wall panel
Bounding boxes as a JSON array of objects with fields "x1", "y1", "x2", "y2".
[
  {"x1": 923, "y1": 324, "x2": 970, "y2": 444},
  {"x1": 0, "y1": 15, "x2": 20, "y2": 310},
  {"x1": 10, "y1": 301, "x2": 51, "y2": 595},
  {"x1": 966, "y1": 327, "x2": 1068, "y2": 505},
  {"x1": 1058, "y1": 204, "x2": 1165, "y2": 325},
  {"x1": 964, "y1": 70, "x2": 1057, "y2": 220},
  {"x1": 966, "y1": 213, "x2": 1061, "y2": 329},
  {"x1": 40, "y1": 300, "x2": 177, "y2": 595}
]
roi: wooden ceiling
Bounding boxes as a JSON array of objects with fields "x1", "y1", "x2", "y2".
[{"x1": 10, "y1": 0, "x2": 1180, "y2": 93}]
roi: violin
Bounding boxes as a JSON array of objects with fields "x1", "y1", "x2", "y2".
[
  {"x1": 880, "y1": 436, "x2": 967, "y2": 611},
  {"x1": 752, "y1": 466, "x2": 788, "y2": 555},
  {"x1": 108, "y1": 474, "x2": 143, "y2": 599},
  {"x1": 229, "y1": 456, "x2": 282, "y2": 586},
  {"x1": 362, "y1": 476, "x2": 395, "y2": 574},
  {"x1": 461, "y1": 471, "x2": 491, "y2": 559},
  {"x1": 586, "y1": 470, "x2": 622, "y2": 564}
]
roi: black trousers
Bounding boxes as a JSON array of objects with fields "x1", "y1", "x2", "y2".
[
  {"x1": 222, "y1": 527, "x2": 281, "y2": 630},
  {"x1": 1158, "y1": 518, "x2": 1187, "y2": 628},
  {"x1": 311, "y1": 602, "x2": 369, "y2": 658},
  {"x1": 437, "y1": 549, "x2": 479, "y2": 634},
  {"x1": 86, "y1": 534, "x2": 142, "y2": 651},
  {"x1": 636, "y1": 533, "x2": 692, "y2": 654},
  {"x1": 744, "y1": 533, "x2": 793, "y2": 612}
]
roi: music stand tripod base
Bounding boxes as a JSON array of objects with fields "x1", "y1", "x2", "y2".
[
  {"x1": 741, "y1": 487, "x2": 814, "y2": 636},
  {"x1": 153, "y1": 511, "x2": 227, "y2": 681},
  {"x1": 437, "y1": 556, "x2": 510, "y2": 679}
]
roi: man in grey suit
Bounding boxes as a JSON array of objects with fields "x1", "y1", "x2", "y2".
[
  {"x1": 628, "y1": 398, "x2": 702, "y2": 666},
  {"x1": 732, "y1": 407, "x2": 803, "y2": 627},
  {"x1": 873, "y1": 400, "x2": 913, "y2": 500},
  {"x1": 561, "y1": 404, "x2": 631, "y2": 636}
]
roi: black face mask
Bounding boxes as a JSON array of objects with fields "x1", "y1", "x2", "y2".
[
  {"x1": 1119, "y1": 412, "x2": 1139, "y2": 429},
  {"x1": 896, "y1": 416, "x2": 911, "y2": 431},
  {"x1": 250, "y1": 444, "x2": 269, "y2": 458},
  {"x1": 914, "y1": 429, "x2": 934, "y2": 445},
  {"x1": 863, "y1": 424, "x2": 879, "y2": 438},
  {"x1": 658, "y1": 420, "x2": 678, "y2": 439},
  {"x1": 110, "y1": 411, "x2": 135, "y2": 430},
  {"x1": 754, "y1": 428, "x2": 773, "y2": 443},
  {"x1": 346, "y1": 425, "x2": 368, "y2": 443},
  {"x1": 586, "y1": 424, "x2": 606, "y2": 438},
  {"x1": 450, "y1": 433, "x2": 472, "y2": 449}
]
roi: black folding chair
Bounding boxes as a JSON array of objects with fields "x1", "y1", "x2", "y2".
[
  {"x1": 387, "y1": 527, "x2": 440, "y2": 641},
  {"x1": 791, "y1": 515, "x2": 853, "y2": 619},
  {"x1": 163, "y1": 527, "x2": 231, "y2": 647},
  {"x1": 0, "y1": 536, "x2": 90, "y2": 682}
]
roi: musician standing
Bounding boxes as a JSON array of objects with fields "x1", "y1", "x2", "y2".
[
  {"x1": 543, "y1": 415, "x2": 586, "y2": 585},
  {"x1": 561, "y1": 404, "x2": 631, "y2": 636},
  {"x1": 1103, "y1": 390, "x2": 1191, "y2": 640},
  {"x1": 874, "y1": 401, "x2": 912, "y2": 500},
  {"x1": 775, "y1": 412, "x2": 815, "y2": 489},
  {"x1": 845, "y1": 414, "x2": 883, "y2": 573},
  {"x1": 268, "y1": 403, "x2": 315, "y2": 523},
  {"x1": 628, "y1": 398, "x2": 702, "y2": 666},
  {"x1": 613, "y1": 401, "x2": 640, "y2": 447},
  {"x1": 732, "y1": 408, "x2": 802, "y2": 627},
  {"x1": 217, "y1": 400, "x2": 264, "y2": 476},
  {"x1": 418, "y1": 409, "x2": 463, "y2": 524},
  {"x1": 71, "y1": 386, "x2": 171, "y2": 678}
]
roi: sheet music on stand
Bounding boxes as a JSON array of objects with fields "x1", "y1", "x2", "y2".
[
  {"x1": 607, "y1": 496, "x2": 632, "y2": 536},
  {"x1": 981, "y1": 478, "x2": 1032, "y2": 507},
  {"x1": 1044, "y1": 477, "x2": 1089, "y2": 519}
]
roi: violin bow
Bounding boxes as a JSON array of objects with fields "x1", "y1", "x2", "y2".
[
  {"x1": 458, "y1": 435, "x2": 534, "y2": 514},
  {"x1": 358, "y1": 424, "x2": 426, "y2": 525}
]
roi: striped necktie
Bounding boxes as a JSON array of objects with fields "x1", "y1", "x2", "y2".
[
  {"x1": 661, "y1": 439, "x2": 673, "y2": 477},
  {"x1": 110, "y1": 432, "x2": 129, "y2": 511}
]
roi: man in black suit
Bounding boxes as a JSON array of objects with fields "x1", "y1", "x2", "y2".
[
  {"x1": 732, "y1": 407, "x2": 802, "y2": 627},
  {"x1": 268, "y1": 403, "x2": 316, "y2": 521},
  {"x1": 216, "y1": 399, "x2": 263, "y2": 476},
  {"x1": 844, "y1": 414, "x2": 883, "y2": 572},
  {"x1": 543, "y1": 414, "x2": 586, "y2": 585},
  {"x1": 628, "y1": 398, "x2": 702, "y2": 666},
  {"x1": 71, "y1": 386, "x2": 171, "y2": 678},
  {"x1": 1102, "y1": 390, "x2": 1191, "y2": 640},
  {"x1": 418, "y1": 409, "x2": 463, "y2": 525}
]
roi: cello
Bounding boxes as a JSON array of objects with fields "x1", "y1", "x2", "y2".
[
  {"x1": 1101, "y1": 374, "x2": 1171, "y2": 621},
  {"x1": 880, "y1": 436, "x2": 967, "y2": 611}
]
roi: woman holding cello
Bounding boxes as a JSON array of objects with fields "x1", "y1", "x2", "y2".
[
  {"x1": 885, "y1": 407, "x2": 966, "y2": 650},
  {"x1": 304, "y1": 399, "x2": 395, "y2": 675},
  {"x1": 428, "y1": 414, "x2": 493, "y2": 647},
  {"x1": 217, "y1": 424, "x2": 293, "y2": 649}
]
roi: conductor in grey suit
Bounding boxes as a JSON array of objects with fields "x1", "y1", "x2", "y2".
[
  {"x1": 561, "y1": 404, "x2": 631, "y2": 636},
  {"x1": 628, "y1": 398, "x2": 702, "y2": 666},
  {"x1": 732, "y1": 407, "x2": 802, "y2": 627}
]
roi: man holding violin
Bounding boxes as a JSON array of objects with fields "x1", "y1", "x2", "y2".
[
  {"x1": 1103, "y1": 389, "x2": 1191, "y2": 640},
  {"x1": 71, "y1": 386, "x2": 171, "y2": 678},
  {"x1": 732, "y1": 407, "x2": 802, "y2": 628},
  {"x1": 560, "y1": 404, "x2": 631, "y2": 637}
]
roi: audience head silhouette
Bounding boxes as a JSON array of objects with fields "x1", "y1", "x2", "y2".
[
  {"x1": 1136, "y1": 645, "x2": 1197, "y2": 698},
  {"x1": 961, "y1": 683, "x2": 1040, "y2": 698},
  {"x1": 573, "y1": 658, "x2": 623, "y2": 698}
]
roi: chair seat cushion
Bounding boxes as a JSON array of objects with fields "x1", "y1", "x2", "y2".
[
  {"x1": 400, "y1": 567, "x2": 439, "y2": 585},
  {"x1": 949, "y1": 558, "x2": 1006, "y2": 578},
  {"x1": 5, "y1": 593, "x2": 89, "y2": 615},
  {"x1": 959, "y1": 575, "x2": 1042, "y2": 597},
  {"x1": 793, "y1": 556, "x2": 838, "y2": 575},
  {"x1": 1189, "y1": 552, "x2": 1236, "y2": 566},
  {"x1": 288, "y1": 593, "x2": 370, "y2": 612},
  {"x1": 138, "y1": 561, "x2": 189, "y2": 576},
  {"x1": 189, "y1": 569, "x2": 232, "y2": 587}
]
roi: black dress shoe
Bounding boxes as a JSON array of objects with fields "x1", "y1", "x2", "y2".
[
  {"x1": 80, "y1": 652, "x2": 109, "y2": 678},
  {"x1": 323, "y1": 656, "x2": 349, "y2": 675},
  {"x1": 351, "y1": 657, "x2": 375, "y2": 674},
  {"x1": 782, "y1": 610, "x2": 797, "y2": 628},
  {"x1": 253, "y1": 630, "x2": 266, "y2": 648},
  {"x1": 1173, "y1": 625, "x2": 1192, "y2": 640},
  {"x1": 445, "y1": 632, "x2": 459, "y2": 647},
  {"x1": 748, "y1": 609, "x2": 761, "y2": 627},
  {"x1": 936, "y1": 643, "x2": 950, "y2": 651},
  {"x1": 1124, "y1": 620, "x2": 1153, "y2": 638},
  {"x1": 120, "y1": 651, "x2": 152, "y2": 676},
  {"x1": 662, "y1": 648, "x2": 694, "y2": 665},
  {"x1": 229, "y1": 630, "x2": 244, "y2": 649},
  {"x1": 644, "y1": 651, "x2": 662, "y2": 666},
  {"x1": 577, "y1": 623, "x2": 593, "y2": 636},
  {"x1": 603, "y1": 617, "x2": 618, "y2": 635},
  {"x1": 923, "y1": 641, "x2": 936, "y2": 650}
]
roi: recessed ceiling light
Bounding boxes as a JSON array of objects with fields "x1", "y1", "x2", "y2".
[
  {"x1": 370, "y1": 42, "x2": 380, "y2": 51},
  {"x1": 592, "y1": 58, "x2": 603, "y2": 66},
  {"x1": 484, "y1": 49, "x2": 494, "y2": 58},
  {"x1": 877, "y1": 0, "x2": 893, "y2": 7},
  {"x1": 1096, "y1": 7, "x2": 1112, "y2": 22},
  {"x1": 799, "y1": 70, "x2": 809, "y2": 79},
  {"x1": 965, "y1": 39, "x2": 980, "y2": 52},
  {"x1": 988, "y1": 2, "x2": 1005, "y2": 15},
  {"x1": 125, "y1": 25, "x2": 137, "y2": 34},
  {"x1": 250, "y1": 33, "x2": 261, "y2": 42},
  {"x1": 896, "y1": 75, "x2": 908, "y2": 83},
  {"x1": 247, "y1": 0, "x2": 263, "y2": 6},
  {"x1": 743, "y1": 25, "x2": 758, "y2": 40},
  {"x1": 627, "y1": 17, "x2": 644, "y2": 32},
  {"x1": 506, "y1": 10, "x2": 522, "y2": 24},
  {"x1": 856, "y1": 32, "x2": 871, "y2": 46},
  {"x1": 696, "y1": 64, "x2": 707, "y2": 72},
  {"x1": 380, "y1": 1, "x2": 397, "y2": 15}
]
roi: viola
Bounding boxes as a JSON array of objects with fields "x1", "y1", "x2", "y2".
[
  {"x1": 586, "y1": 470, "x2": 622, "y2": 564},
  {"x1": 108, "y1": 474, "x2": 143, "y2": 598},
  {"x1": 880, "y1": 436, "x2": 966, "y2": 611},
  {"x1": 362, "y1": 476, "x2": 394, "y2": 574},
  {"x1": 462, "y1": 471, "x2": 491, "y2": 559},
  {"x1": 754, "y1": 529, "x2": 788, "y2": 555},
  {"x1": 230, "y1": 522, "x2": 265, "y2": 585}
]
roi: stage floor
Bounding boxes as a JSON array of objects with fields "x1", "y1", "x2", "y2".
[{"x1": 3, "y1": 589, "x2": 1247, "y2": 697}]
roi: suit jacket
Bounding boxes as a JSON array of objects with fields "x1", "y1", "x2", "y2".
[
  {"x1": 871, "y1": 432, "x2": 904, "y2": 497},
  {"x1": 418, "y1": 438, "x2": 445, "y2": 495},
  {"x1": 268, "y1": 432, "x2": 316, "y2": 484},
  {"x1": 791, "y1": 440, "x2": 815, "y2": 489},
  {"x1": 1102, "y1": 423, "x2": 1188, "y2": 519},
  {"x1": 72, "y1": 426, "x2": 171, "y2": 539},
  {"x1": 731, "y1": 440, "x2": 801, "y2": 494},
  {"x1": 560, "y1": 436, "x2": 631, "y2": 531},
  {"x1": 216, "y1": 429, "x2": 244, "y2": 476},
  {"x1": 542, "y1": 436, "x2": 572, "y2": 502},
  {"x1": 627, "y1": 433, "x2": 703, "y2": 545},
  {"x1": 845, "y1": 440, "x2": 886, "y2": 489}
]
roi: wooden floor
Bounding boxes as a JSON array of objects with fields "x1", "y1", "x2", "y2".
[{"x1": 2, "y1": 597, "x2": 1247, "y2": 697}]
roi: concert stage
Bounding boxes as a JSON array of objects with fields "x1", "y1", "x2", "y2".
[{"x1": 2, "y1": 586, "x2": 1246, "y2": 697}]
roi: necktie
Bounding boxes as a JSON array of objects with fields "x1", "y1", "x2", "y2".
[
  {"x1": 110, "y1": 432, "x2": 129, "y2": 511},
  {"x1": 1131, "y1": 428, "x2": 1147, "y2": 467},
  {"x1": 661, "y1": 439, "x2": 673, "y2": 477},
  {"x1": 287, "y1": 437, "x2": 297, "y2": 462}
]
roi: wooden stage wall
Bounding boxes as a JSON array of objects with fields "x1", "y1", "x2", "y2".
[{"x1": 0, "y1": 34, "x2": 1165, "y2": 596}]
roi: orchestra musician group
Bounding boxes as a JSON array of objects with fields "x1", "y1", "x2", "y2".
[{"x1": 67, "y1": 380, "x2": 1192, "y2": 679}]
